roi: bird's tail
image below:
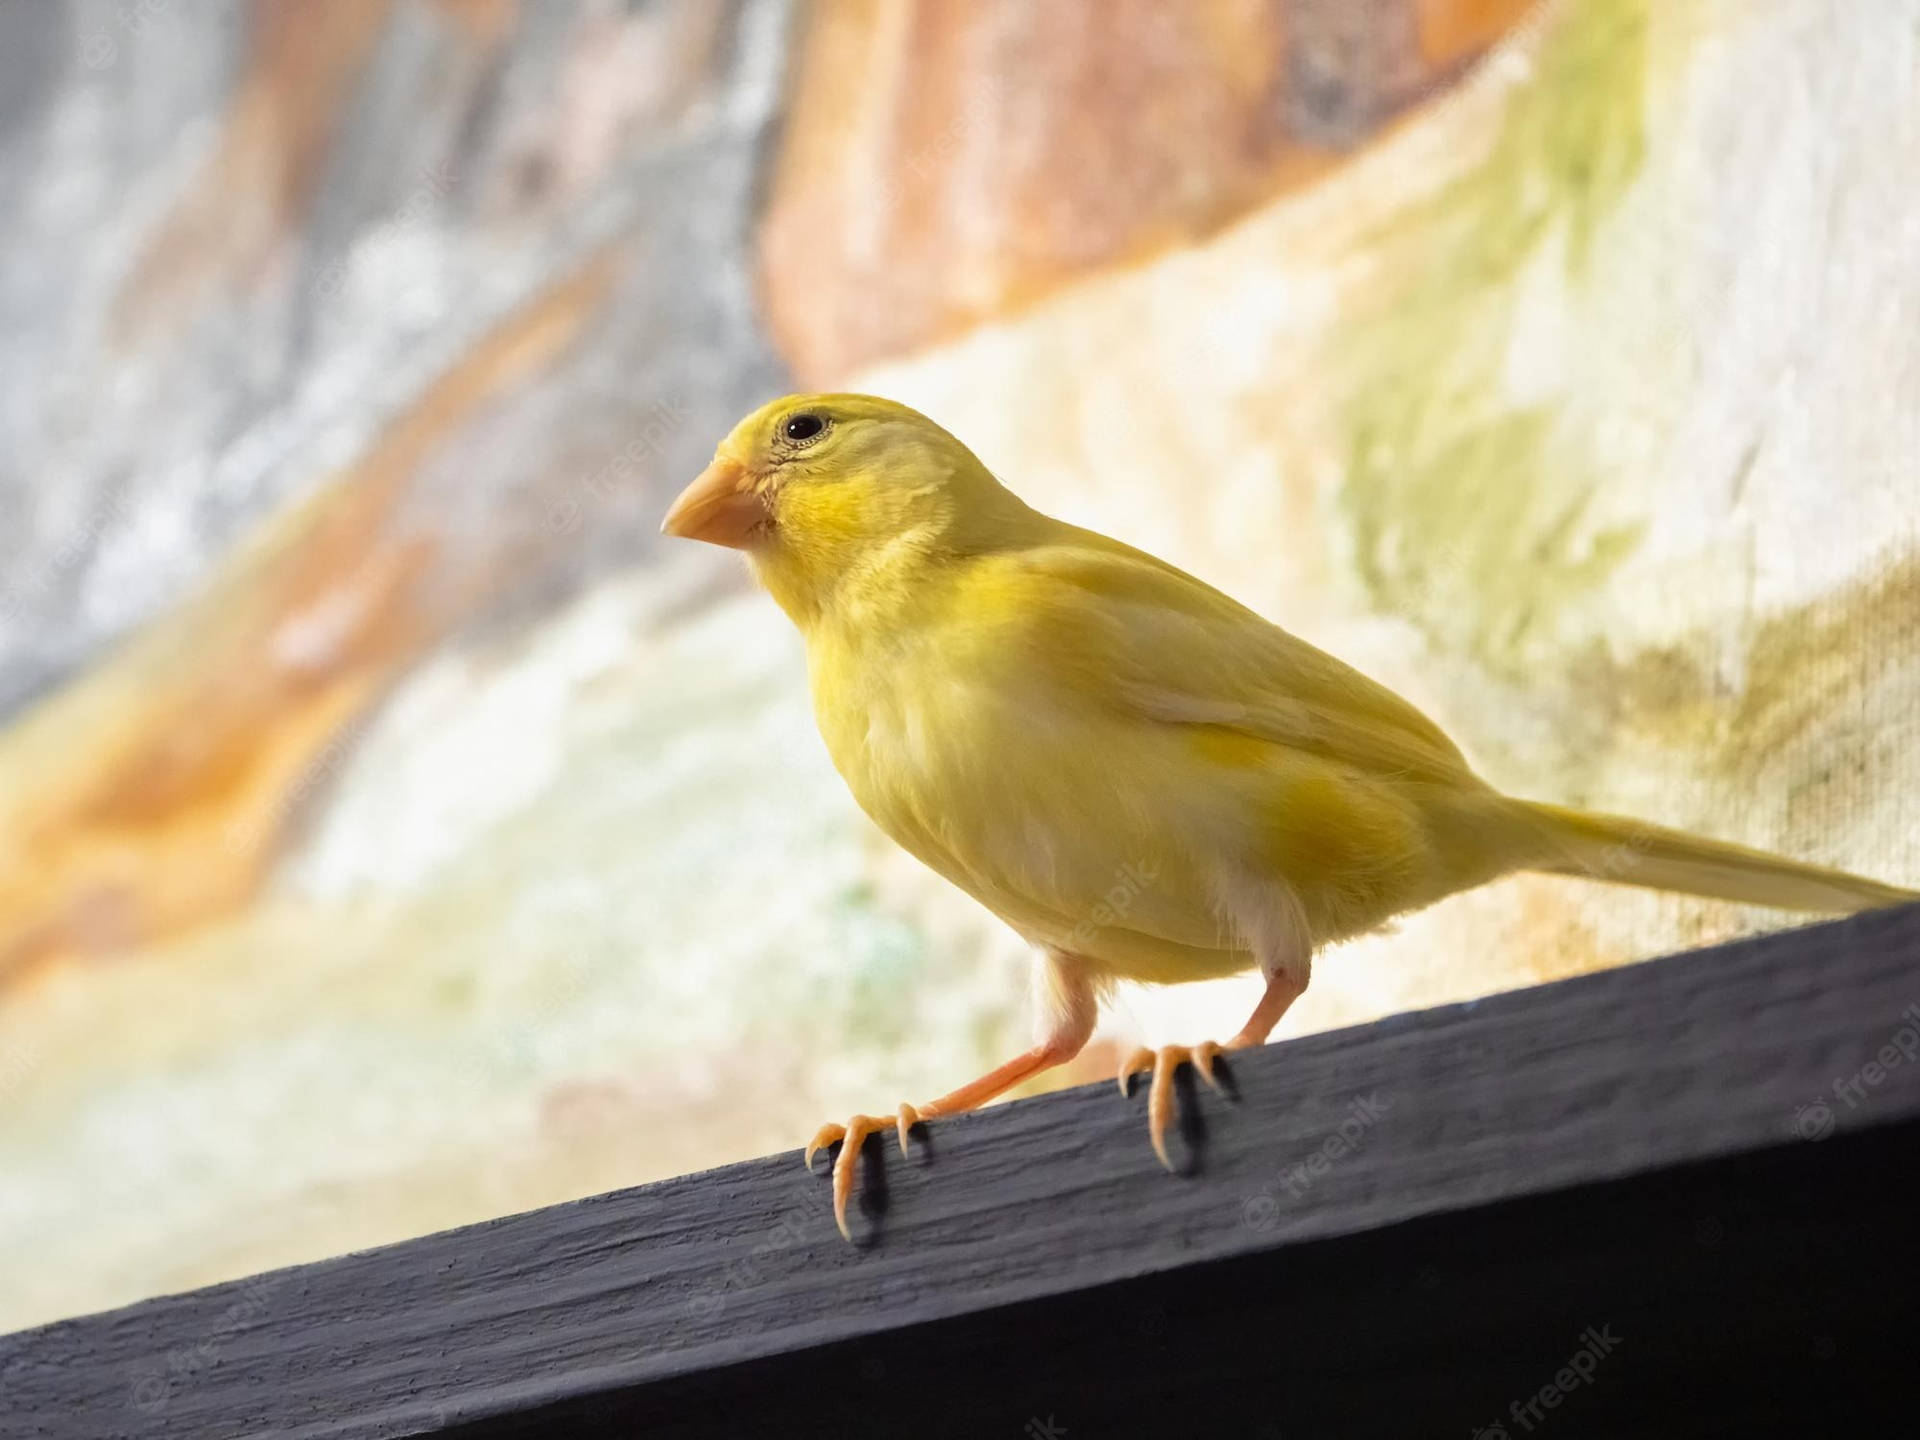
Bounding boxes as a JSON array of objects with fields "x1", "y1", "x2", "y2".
[{"x1": 1508, "y1": 799, "x2": 1917, "y2": 914}]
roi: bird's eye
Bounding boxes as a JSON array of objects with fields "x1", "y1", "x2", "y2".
[{"x1": 782, "y1": 413, "x2": 826, "y2": 444}]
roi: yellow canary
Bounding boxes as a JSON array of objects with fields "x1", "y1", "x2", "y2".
[{"x1": 664, "y1": 393, "x2": 1915, "y2": 1239}]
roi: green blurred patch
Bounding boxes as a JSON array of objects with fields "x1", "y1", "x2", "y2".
[
  {"x1": 1559, "y1": 552, "x2": 1920, "y2": 817},
  {"x1": 831, "y1": 882, "x2": 933, "y2": 1050},
  {"x1": 1336, "y1": 0, "x2": 1652, "y2": 670}
]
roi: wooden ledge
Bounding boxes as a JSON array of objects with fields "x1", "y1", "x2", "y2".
[{"x1": 6, "y1": 904, "x2": 1919, "y2": 1437}]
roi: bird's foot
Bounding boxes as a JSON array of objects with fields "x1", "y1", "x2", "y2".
[
  {"x1": 803, "y1": 1102, "x2": 923, "y2": 1241},
  {"x1": 1117, "y1": 1041, "x2": 1239, "y2": 1170}
]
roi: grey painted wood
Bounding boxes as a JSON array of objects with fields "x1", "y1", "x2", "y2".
[{"x1": 5, "y1": 904, "x2": 1918, "y2": 1438}]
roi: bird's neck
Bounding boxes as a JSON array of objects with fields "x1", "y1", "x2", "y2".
[{"x1": 751, "y1": 520, "x2": 952, "y2": 638}]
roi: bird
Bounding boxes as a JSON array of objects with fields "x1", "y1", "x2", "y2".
[{"x1": 662, "y1": 392, "x2": 1916, "y2": 1240}]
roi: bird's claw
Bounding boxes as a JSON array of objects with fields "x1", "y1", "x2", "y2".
[
  {"x1": 1117, "y1": 1041, "x2": 1230, "y2": 1170},
  {"x1": 803, "y1": 1102, "x2": 923, "y2": 1241}
]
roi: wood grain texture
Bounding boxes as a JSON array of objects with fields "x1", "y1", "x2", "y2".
[{"x1": 4, "y1": 903, "x2": 1918, "y2": 1438}]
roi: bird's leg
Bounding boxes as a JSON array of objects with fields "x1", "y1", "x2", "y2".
[
  {"x1": 1225, "y1": 966, "x2": 1308, "y2": 1049},
  {"x1": 806, "y1": 951, "x2": 1097, "y2": 1240},
  {"x1": 1119, "y1": 966, "x2": 1306, "y2": 1170}
]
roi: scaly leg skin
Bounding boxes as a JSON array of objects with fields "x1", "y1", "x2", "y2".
[
  {"x1": 804, "y1": 951, "x2": 1097, "y2": 1242},
  {"x1": 1117, "y1": 968, "x2": 1306, "y2": 1170}
]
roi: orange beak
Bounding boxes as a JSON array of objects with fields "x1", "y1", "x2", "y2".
[{"x1": 660, "y1": 457, "x2": 768, "y2": 549}]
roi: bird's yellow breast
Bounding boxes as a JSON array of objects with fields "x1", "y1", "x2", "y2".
[{"x1": 802, "y1": 570, "x2": 1267, "y2": 984}]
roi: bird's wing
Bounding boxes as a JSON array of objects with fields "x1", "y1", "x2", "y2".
[{"x1": 996, "y1": 531, "x2": 1478, "y2": 786}]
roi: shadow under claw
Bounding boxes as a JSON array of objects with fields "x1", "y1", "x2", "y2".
[
  {"x1": 1170, "y1": 1066, "x2": 1209, "y2": 1176},
  {"x1": 853, "y1": 1137, "x2": 891, "y2": 1244}
]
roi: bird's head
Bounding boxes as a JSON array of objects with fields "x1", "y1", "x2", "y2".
[{"x1": 663, "y1": 393, "x2": 1025, "y2": 623}]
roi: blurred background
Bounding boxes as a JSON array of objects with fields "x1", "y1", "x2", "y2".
[{"x1": 1, "y1": 0, "x2": 1916, "y2": 1333}]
